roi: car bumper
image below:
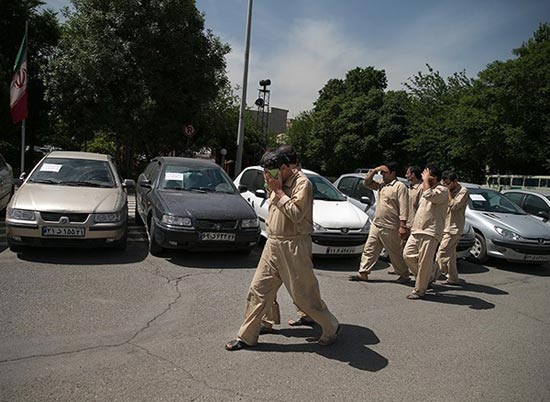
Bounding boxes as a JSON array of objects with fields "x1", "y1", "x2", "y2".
[
  {"x1": 6, "y1": 221, "x2": 126, "y2": 248},
  {"x1": 487, "y1": 239, "x2": 550, "y2": 263},
  {"x1": 154, "y1": 223, "x2": 260, "y2": 251},
  {"x1": 311, "y1": 232, "x2": 368, "y2": 256}
]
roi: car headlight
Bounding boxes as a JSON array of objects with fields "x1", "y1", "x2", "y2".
[
  {"x1": 313, "y1": 222, "x2": 327, "y2": 232},
  {"x1": 8, "y1": 208, "x2": 36, "y2": 221},
  {"x1": 360, "y1": 219, "x2": 371, "y2": 233},
  {"x1": 241, "y1": 218, "x2": 259, "y2": 228},
  {"x1": 162, "y1": 215, "x2": 192, "y2": 227},
  {"x1": 494, "y1": 226, "x2": 523, "y2": 241},
  {"x1": 94, "y1": 212, "x2": 122, "y2": 223}
]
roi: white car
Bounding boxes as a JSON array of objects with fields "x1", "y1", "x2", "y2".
[{"x1": 234, "y1": 166, "x2": 370, "y2": 256}]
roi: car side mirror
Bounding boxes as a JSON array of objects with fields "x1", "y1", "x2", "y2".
[
  {"x1": 122, "y1": 179, "x2": 135, "y2": 189},
  {"x1": 537, "y1": 210, "x2": 550, "y2": 221},
  {"x1": 14, "y1": 178, "x2": 24, "y2": 187},
  {"x1": 139, "y1": 179, "x2": 152, "y2": 189},
  {"x1": 255, "y1": 189, "x2": 267, "y2": 199},
  {"x1": 360, "y1": 196, "x2": 371, "y2": 205},
  {"x1": 238, "y1": 184, "x2": 248, "y2": 193}
]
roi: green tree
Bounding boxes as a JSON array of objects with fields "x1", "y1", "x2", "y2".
[
  {"x1": 289, "y1": 66, "x2": 400, "y2": 176},
  {"x1": 476, "y1": 22, "x2": 550, "y2": 174},
  {"x1": 1, "y1": 0, "x2": 61, "y2": 173},
  {"x1": 44, "y1": 0, "x2": 231, "y2": 176}
]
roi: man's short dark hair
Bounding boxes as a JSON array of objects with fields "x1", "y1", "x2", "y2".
[
  {"x1": 407, "y1": 165, "x2": 422, "y2": 180},
  {"x1": 442, "y1": 170, "x2": 458, "y2": 182},
  {"x1": 260, "y1": 151, "x2": 289, "y2": 169},
  {"x1": 277, "y1": 144, "x2": 298, "y2": 165},
  {"x1": 426, "y1": 163, "x2": 442, "y2": 181},
  {"x1": 385, "y1": 161, "x2": 399, "y2": 173}
]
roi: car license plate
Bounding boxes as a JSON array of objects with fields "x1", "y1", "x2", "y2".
[
  {"x1": 42, "y1": 227, "x2": 85, "y2": 237},
  {"x1": 200, "y1": 232, "x2": 236, "y2": 242},
  {"x1": 326, "y1": 246, "x2": 356, "y2": 254},
  {"x1": 524, "y1": 254, "x2": 550, "y2": 262}
]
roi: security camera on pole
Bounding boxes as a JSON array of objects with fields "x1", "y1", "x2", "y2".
[{"x1": 255, "y1": 79, "x2": 271, "y2": 151}]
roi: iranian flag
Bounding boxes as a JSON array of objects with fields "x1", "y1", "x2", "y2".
[{"x1": 10, "y1": 31, "x2": 28, "y2": 124}]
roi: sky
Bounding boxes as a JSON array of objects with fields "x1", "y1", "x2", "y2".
[{"x1": 43, "y1": 0, "x2": 550, "y2": 117}]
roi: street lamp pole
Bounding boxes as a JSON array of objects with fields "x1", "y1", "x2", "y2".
[{"x1": 235, "y1": 0, "x2": 253, "y2": 177}]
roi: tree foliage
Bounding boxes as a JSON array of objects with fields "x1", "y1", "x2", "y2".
[
  {"x1": 44, "y1": 0, "x2": 233, "y2": 175},
  {"x1": 288, "y1": 67, "x2": 408, "y2": 176}
]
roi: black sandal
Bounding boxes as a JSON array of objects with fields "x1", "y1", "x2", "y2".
[{"x1": 225, "y1": 339, "x2": 253, "y2": 351}]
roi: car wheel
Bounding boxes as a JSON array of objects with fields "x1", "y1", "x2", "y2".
[
  {"x1": 114, "y1": 230, "x2": 128, "y2": 250},
  {"x1": 7, "y1": 238, "x2": 22, "y2": 253},
  {"x1": 468, "y1": 232, "x2": 488, "y2": 264},
  {"x1": 379, "y1": 247, "x2": 390, "y2": 262},
  {"x1": 148, "y1": 220, "x2": 163, "y2": 256},
  {"x1": 135, "y1": 209, "x2": 144, "y2": 225}
]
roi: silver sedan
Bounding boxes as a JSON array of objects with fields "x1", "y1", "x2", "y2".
[{"x1": 465, "y1": 185, "x2": 550, "y2": 264}]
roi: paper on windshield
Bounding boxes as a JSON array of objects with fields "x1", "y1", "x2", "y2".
[
  {"x1": 165, "y1": 172, "x2": 184, "y2": 181},
  {"x1": 40, "y1": 163, "x2": 62, "y2": 172},
  {"x1": 470, "y1": 194, "x2": 486, "y2": 201}
]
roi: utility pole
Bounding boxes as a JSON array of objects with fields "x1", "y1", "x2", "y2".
[{"x1": 235, "y1": 0, "x2": 253, "y2": 177}]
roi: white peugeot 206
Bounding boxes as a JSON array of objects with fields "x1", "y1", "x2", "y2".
[{"x1": 234, "y1": 166, "x2": 370, "y2": 256}]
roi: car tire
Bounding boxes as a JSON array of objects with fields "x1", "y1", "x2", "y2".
[
  {"x1": 114, "y1": 230, "x2": 128, "y2": 250},
  {"x1": 379, "y1": 247, "x2": 390, "y2": 262},
  {"x1": 135, "y1": 209, "x2": 144, "y2": 225},
  {"x1": 468, "y1": 232, "x2": 488, "y2": 264},
  {"x1": 7, "y1": 238, "x2": 22, "y2": 253},
  {"x1": 148, "y1": 220, "x2": 163, "y2": 256}
]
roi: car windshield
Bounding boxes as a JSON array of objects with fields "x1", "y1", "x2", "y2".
[
  {"x1": 306, "y1": 174, "x2": 347, "y2": 201},
  {"x1": 159, "y1": 164, "x2": 236, "y2": 193},
  {"x1": 28, "y1": 157, "x2": 115, "y2": 188},
  {"x1": 468, "y1": 188, "x2": 526, "y2": 214}
]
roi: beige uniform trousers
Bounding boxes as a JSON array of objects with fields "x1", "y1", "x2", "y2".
[
  {"x1": 403, "y1": 233, "x2": 439, "y2": 295},
  {"x1": 436, "y1": 232, "x2": 461, "y2": 283},
  {"x1": 238, "y1": 236, "x2": 339, "y2": 346},
  {"x1": 359, "y1": 224, "x2": 409, "y2": 277},
  {"x1": 261, "y1": 299, "x2": 309, "y2": 328}
]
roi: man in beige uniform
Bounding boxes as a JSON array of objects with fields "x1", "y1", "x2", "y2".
[
  {"x1": 348, "y1": 162, "x2": 410, "y2": 283},
  {"x1": 406, "y1": 166, "x2": 423, "y2": 231},
  {"x1": 226, "y1": 148, "x2": 339, "y2": 351},
  {"x1": 261, "y1": 145, "x2": 313, "y2": 333},
  {"x1": 436, "y1": 170, "x2": 469, "y2": 285},
  {"x1": 403, "y1": 164, "x2": 449, "y2": 299}
]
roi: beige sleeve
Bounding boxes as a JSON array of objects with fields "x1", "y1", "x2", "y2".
[
  {"x1": 422, "y1": 186, "x2": 448, "y2": 204},
  {"x1": 449, "y1": 188, "x2": 469, "y2": 211},
  {"x1": 276, "y1": 179, "x2": 313, "y2": 223},
  {"x1": 398, "y1": 184, "x2": 409, "y2": 222}
]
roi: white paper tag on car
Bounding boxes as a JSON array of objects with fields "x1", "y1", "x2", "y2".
[
  {"x1": 165, "y1": 172, "x2": 184, "y2": 181},
  {"x1": 40, "y1": 163, "x2": 62, "y2": 172},
  {"x1": 470, "y1": 194, "x2": 486, "y2": 201}
]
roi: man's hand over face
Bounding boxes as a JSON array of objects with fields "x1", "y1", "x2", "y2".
[{"x1": 264, "y1": 170, "x2": 282, "y2": 193}]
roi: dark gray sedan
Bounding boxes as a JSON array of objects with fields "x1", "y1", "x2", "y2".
[{"x1": 136, "y1": 157, "x2": 260, "y2": 256}]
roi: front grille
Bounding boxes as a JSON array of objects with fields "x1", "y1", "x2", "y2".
[
  {"x1": 195, "y1": 219, "x2": 237, "y2": 231},
  {"x1": 40, "y1": 212, "x2": 89, "y2": 223},
  {"x1": 312, "y1": 233, "x2": 368, "y2": 247}
]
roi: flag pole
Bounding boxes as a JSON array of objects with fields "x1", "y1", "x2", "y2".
[{"x1": 20, "y1": 21, "x2": 28, "y2": 175}]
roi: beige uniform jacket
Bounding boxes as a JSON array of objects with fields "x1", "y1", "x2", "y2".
[
  {"x1": 407, "y1": 182, "x2": 423, "y2": 228},
  {"x1": 444, "y1": 185, "x2": 469, "y2": 235},
  {"x1": 366, "y1": 179, "x2": 408, "y2": 230},
  {"x1": 411, "y1": 184, "x2": 449, "y2": 242},
  {"x1": 266, "y1": 170, "x2": 313, "y2": 237}
]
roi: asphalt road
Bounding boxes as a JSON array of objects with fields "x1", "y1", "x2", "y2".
[{"x1": 1, "y1": 215, "x2": 549, "y2": 402}]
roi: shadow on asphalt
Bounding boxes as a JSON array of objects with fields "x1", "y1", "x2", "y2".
[
  {"x1": 422, "y1": 292, "x2": 495, "y2": 310},
  {"x1": 457, "y1": 259, "x2": 490, "y2": 274},
  {"x1": 492, "y1": 262, "x2": 550, "y2": 276},
  {"x1": 165, "y1": 246, "x2": 262, "y2": 269},
  {"x1": 252, "y1": 324, "x2": 388, "y2": 372},
  {"x1": 13, "y1": 242, "x2": 149, "y2": 265},
  {"x1": 434, "y1": 281, "x2": 508, "y2": 295},
  {"x1": 314, "y1": 257, "x2": 388, "y2": 272}
]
